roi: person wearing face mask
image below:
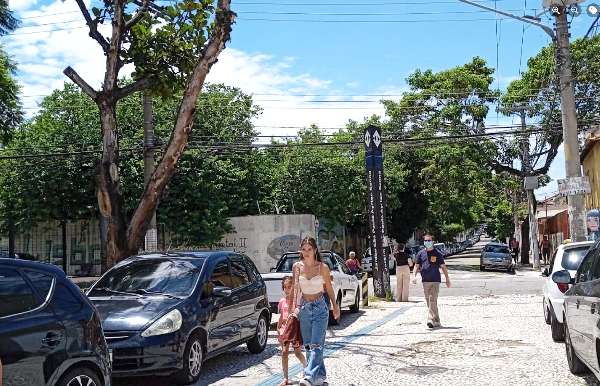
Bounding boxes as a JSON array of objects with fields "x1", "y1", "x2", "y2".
[
  {"x1": 413, "y1": 233, "x2": 451, "y2": 329},
  {"x1": 393, "y1": 243, "x2": 413, "y2": 302}
]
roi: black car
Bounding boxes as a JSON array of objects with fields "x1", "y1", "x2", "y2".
[
  {"x1": 0, "y1": 258, "x2": 111, "y2": 386},
  {"x1": 87, "y1": 251, "x2": 270, "y2": 384},
  {"x1": 553, "y1": 240, "x2": 600, "y2": 379}
]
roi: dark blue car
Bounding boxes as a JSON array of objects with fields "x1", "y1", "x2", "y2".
[
  {"x1": 0, "y1": 258, "x2": 111, "y2": 386},
  {"x1": 86, "y1": 251, "x2": 270, "y2": 384}
]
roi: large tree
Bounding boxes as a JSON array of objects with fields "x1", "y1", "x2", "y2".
[
  {"x1": 381, "y1": 58, "x2": 499, "y2": 239},
  {"x1": 65, "y1": 0, "x2": 236, "y2": 266},
  {"x1": 0, "y1": 0, "x2": 21, "y2": 145},
  {"x1": 0, "y1": 83, "x2": 261, "y2": 251},
  {"x1": 495, "y1": 35, "x2": 600, "y2": 178}
]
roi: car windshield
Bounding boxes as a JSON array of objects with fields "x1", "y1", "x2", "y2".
[
  {"x1": 561, "y1": 246, "x2": 591, "y2": 271},
  {"x1": 276, "y1": 253, "x2": 335, "y2": 272},
  {"x1": 91, "y1": 259, "x2": 203, "y2": 297},
  {"x1": 485, "y1": 245, "x2": 510, "y2": 254}
]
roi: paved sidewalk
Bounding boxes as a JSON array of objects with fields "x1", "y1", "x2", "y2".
[{"x1": 202, "y1": 294, "x2": 599, "y2": 386}]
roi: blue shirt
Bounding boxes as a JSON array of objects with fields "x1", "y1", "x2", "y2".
[{"x1": 416, "y1": 248, "x2": 445, "y2": 282}]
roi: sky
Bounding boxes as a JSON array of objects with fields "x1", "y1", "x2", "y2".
[{"x1": 3, "y1": 0, "x2": 599, "y2": 199}]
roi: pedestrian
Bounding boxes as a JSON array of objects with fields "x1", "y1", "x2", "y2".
[
  {"x1": 510, "y1": 237, "x2": 520, "y2": 264},
  {"x1": 540, "y1": 236, "x2": 550, "y2": 265},
  {"x1": 291, "y1": 236, "x2": 340, "y2": 386},
  {"x1": 345, "y1": 251, "x2": 360, "y2": 275},
  {"x1": 413, "y1": 234, "x2": 451, "y2": 329},
  {"x1": 393, "y1": 243, "x2": 413, "y2": 302},
  {"x1": 277, "y1": 276, "x2": 307, "y2": 386}
]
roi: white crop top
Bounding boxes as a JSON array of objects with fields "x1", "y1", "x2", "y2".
[{"x1": 298, "y1": 262, "x2": 324, "y2": 295}]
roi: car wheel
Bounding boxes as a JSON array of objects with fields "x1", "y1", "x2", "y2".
[
  {"x1": 57, "y1": 367, "x2": 101, "y2": 386},
  {"x1": 543, "y1": 299, "x2": 551, "y2": 325},
  {"x1": 565, "y1": 319, "x2": 589, "y2": 374},
  {"x1": 175, "y1": 334, "x2": 204, "y2": 385},
  {"x1": 247, "y1": 313, "x2": 269, "y2": 354},
  {"x1": 551, "y1": 312, "x2": 565, "y2": 342},
  {"x1": 349, "y1": 288, "x2": 360, "y2": 313},
  {"x1": 329, "y1": 294, "x2": 342, "y2": 325}
]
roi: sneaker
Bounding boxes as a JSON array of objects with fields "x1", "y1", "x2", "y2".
[{"x1": 427, "y1": 322, "x2": 434, "y2": 329}]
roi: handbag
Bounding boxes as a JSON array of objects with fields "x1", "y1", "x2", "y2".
[{"x1": 280, "y1": 263, "x2": 303, "y2": 346}]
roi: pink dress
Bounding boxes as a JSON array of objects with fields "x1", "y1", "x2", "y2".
[{"x1": 278, "y1": 297, "x2": 301, "y2": 347}]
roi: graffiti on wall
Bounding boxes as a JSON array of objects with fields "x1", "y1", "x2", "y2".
[
  {"x1": 267, "y1": 234, "x2": 302, "y2": 260},
  {"x1": 317, "y1": 219, "x2": 346, "y2": 256}
]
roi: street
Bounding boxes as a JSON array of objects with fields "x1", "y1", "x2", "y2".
[{"x1": 115, "y1": 240, "x2": 598, "y2": 386}]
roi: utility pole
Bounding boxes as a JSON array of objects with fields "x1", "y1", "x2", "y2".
[
  {"x1": 554, "y1": 7, "x2": 588, "y2": 242},
  {"x1": 458, "y1": 0, "x2": 589, "y2": 244},
  {"x1": 516, "y1": 108, "x2": 541, "y2": 269},
  {"x1": 143, "y1": 92, "x2": 158, "y2": 251}
]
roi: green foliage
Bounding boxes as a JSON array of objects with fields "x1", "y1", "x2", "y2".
[
  {"x1": 0, "y1": 0, "x2": 19, "y2": 36},
  {"x1": 382, "y1": 57, "x2": 499, "y2": 240},
  {"x1": 487, "y1": 199, "x2": 514, "y2": 241},
  {"x1": 0, "y1": 83, "x2": 260, "y2": 245},
  {"x1": 0, "y1": 48, "x2": 22, "y2": 144}
]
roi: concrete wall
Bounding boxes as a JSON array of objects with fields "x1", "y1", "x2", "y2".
[{"x1": 215, "y1": 214, "x2": 317, "y2": 273}]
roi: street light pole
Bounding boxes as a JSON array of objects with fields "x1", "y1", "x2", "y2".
[{"x1": 458, "y1": 0, "x2": 588, "y2": 243}]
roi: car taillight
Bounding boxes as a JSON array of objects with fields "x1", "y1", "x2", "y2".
[{"x1": 557, "y1": 283, "x2": 569, "y2": 293}]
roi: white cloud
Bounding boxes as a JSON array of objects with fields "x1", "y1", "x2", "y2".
[{"x1": 9, "y1": 0, "x2": 38, "y2": 12}]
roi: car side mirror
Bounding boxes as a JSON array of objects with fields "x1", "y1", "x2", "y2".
[
  {"x1": 552, "y1": 270, "x2": 572, "y2": 285},
  {"x1": 542, "y1": 268, "x2": 549, "y2": 277},
  {"x1": 270, "y1": 267, "x2": 276, "y2": 272},
  {"x1": 212, "y1": 286, "x2": 232, "y2": 297}
]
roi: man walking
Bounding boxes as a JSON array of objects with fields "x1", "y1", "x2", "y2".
[{"x1": 413, "y1": 234, "x2": 451, "y2": 329}]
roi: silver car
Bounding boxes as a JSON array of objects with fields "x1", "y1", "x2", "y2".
[{"x1": 480, "y1": 243, "x2": 514, "y2": 273}]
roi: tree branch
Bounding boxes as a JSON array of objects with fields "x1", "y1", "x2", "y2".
[
  {"x1": 63, "y1": 66, "x2": 98, "y2": 100},
  {"x1": 125, "y1": 0, "x2": 150, "y2": 30},
  {"x1": 126, "y1": 0, "x2": 236, "y2": 252},
  {"x1": 74, "y1": 0, "x2": 109, "y2": 52},
  {"x1": 116, "y1": 78, "x2": 152, "y2": 100},
  {"x1": 490, "y1": 160, "x2": 523, "y2": 177}
]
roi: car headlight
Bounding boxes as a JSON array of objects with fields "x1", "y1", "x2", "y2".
[{"x1": 141, "y1": 309, "x2": 182, "y2": 337}]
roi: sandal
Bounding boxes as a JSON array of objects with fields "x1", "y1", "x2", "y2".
[{"x1": 278, "y1": 379, "x2": 289, "y2": 386}]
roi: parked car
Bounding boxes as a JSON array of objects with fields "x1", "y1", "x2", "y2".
[
  {"x1": 552, "y1": 240, "x2": 600, "y2": 379},
  {"x1": 480, "y1": 243, "x2": 514, "y2": 272},
  {"x1": 0, "y1": 258, "x2": 111, "y2": 386},
  {"x1": 542, "y1": 241, "x2": 594, "y2": 341},
  {"x1": 263, "y1": 250, "x2": 360, "y2": 325},
  {"x1": 87, "y1": 251, "x2": 270, "y2": 384}
]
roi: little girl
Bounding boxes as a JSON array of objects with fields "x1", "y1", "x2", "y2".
[{"x1": 277, "y1": 276, "x2": 307, "y2": 386}]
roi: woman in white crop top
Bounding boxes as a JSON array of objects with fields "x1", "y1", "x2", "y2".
[{"x1": 288, "y1": 236, "x2": 339, "y2": 386}]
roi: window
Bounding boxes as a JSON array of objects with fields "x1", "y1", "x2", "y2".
[
  {"x1": 203, "y1": 260, "x2": 231, "y2": 298},
  {"x1": 576, "y1": 253, "x2": 596, "y2": 283},
  {"x1": 24, "y1": 270, "x2": 54, "y2": 302},
  {"x1": 0, "y1": 268, "x2": 39, "y2": 317},
  {"x1": 337, "y1": 257, "x2": 351, "y2": 275},
  {"x1": 52, "y1": 282, "x2": 84, "y2": 316},
  {"x1": 242, "y1": 255, "x2": 261, "y2": 282},
  {"x1": 561, "y1": 246, "x2": 591, "y2": 271},
  {"x1": 276, "y1": 254, "x2": 300, "y2": 272},
  {"x1": 90, "y1": 259, "x2": 201, "y2": 297},
  {"x1": 322, "y1": 254, "x2": 337, "y2": 271},
  {"x1": 230, "y1": 255, "x2": 250, "y2": 289}
]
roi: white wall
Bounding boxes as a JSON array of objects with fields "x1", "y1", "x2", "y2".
[{"x1": 216, "y1": 214, "x2": 316, "y2": 273}]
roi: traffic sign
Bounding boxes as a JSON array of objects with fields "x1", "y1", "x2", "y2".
[{"x1": 557, "y1": 177, "x2": 591, "y2": 197}]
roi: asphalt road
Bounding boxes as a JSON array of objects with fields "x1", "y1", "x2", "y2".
[{"x1": 371, "y1": 238, "x2": 545, "y2": 298}]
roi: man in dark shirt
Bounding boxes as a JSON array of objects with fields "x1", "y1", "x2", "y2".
[{"x1": 414, "y1": 233, "x2": 451, "y2": 329}]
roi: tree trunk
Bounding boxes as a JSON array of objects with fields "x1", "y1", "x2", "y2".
[{"x1": 96, "y1": 102, "x2": 133, "y2": 267}]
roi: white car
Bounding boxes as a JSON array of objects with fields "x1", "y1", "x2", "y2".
[
  {"x1": 263, "y1": 250, "x2": 360, "y2": 325},
  {"x1": 542, "y1": 240, "x2": 594, "y2": 342}
]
